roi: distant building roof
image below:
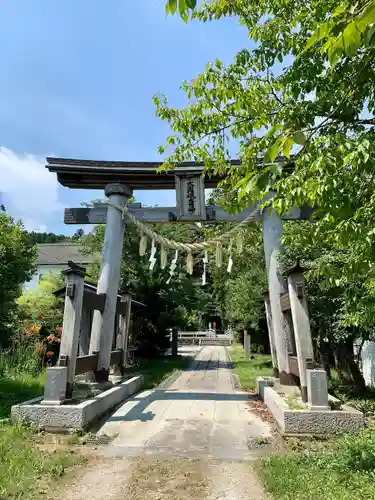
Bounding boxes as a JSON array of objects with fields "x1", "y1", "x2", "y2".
[{"x1": 36, "y1": 243, "x2": 93, "y2": 266}]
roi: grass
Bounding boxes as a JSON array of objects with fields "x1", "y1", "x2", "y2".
[
  {"x1": 285, "y1": 394, "x2": 306, "y2": 410},
  {"x1": 0, "y1": 372, "x2": 45, "y2": 420},
  {"x1": 260, "y1": 428, "x2": 375, "y2": 500},
  {"x1": 230, "y1": 344, "x2": 273, "y2": 391},
  {"x1": 0, "y1": 346, "x2": 84, "y2": 499},
  {"x1": 126, "y1": 354, "x2": 193, "y2": 390},
  {"x1": 0, "y1": 424, "x2": 84, "y2": 499},
  {"x1": 227, "y1": 344, "x2": 375, "y2": 498},
  {"x1": 254, "y1": 361, "x2": 375, "y2": 499}
]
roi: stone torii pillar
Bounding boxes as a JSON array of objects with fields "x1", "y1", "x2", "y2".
[
  {"x1": 262, "y1": 206, "x2": 294, "y2": 385},
  {"x1": 264, "y1": 292, "x2": 278, "y2": 376},
  {"x1": 89, "y1": 183, "x2": 132, "y2": 382}
]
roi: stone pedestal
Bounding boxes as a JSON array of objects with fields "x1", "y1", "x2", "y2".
[
  {"x1": 42, "y1": 367, "x2": 68, "y2": 405},
  {"x1": 307, "y1": 369, "x2": 330, "y2": 411}
]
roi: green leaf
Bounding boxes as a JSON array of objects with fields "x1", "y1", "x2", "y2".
[
  {"x1": 266, "y1": 123, "x2": 283, "y2": 137},
  {"x1": 282, "y1": 137, "x2": 294, "y2": 159},
  {"x1": 265, "y1": 136, "x2": 284, "y2": 162},
  {"x1": 306, "y1": 21, "x2": 333, "y2": 49},
  {"x1": 186, "y1": 0, "x2": 197, "y2": 8},
  {"x1": 342, "y1": 21, "x2": 361, "y2": 57},
  {"x1": 254, "y1": 170, "x2": 270, "y2": 191},
  {"x1": 332, "y1": 2, "x2": 349, "y2": 18},
  {"x1": 269, "y1": 163, "x2": 283, "y2": 176},
  {"x1": 166, "y1": 0, "x2": 177, "y2": 15},
  {"x1": 366, "y1": 23, "x2": 375, "y2": 45},
  {"x1": 215, "y1": 59, "x2": 223, "y2": 70},
  {"x1": 357, "y1": 2, "x2": 375, "y2": 32},
  {"x1": 179, "y1": 0, "x2": 188, "y2": 18},
  {"x1": 292, "y1": 131, "x2": 306, "y2": 146},
  {"x1": 327, "y1": 42, "x2": 344, "y2": 65}
]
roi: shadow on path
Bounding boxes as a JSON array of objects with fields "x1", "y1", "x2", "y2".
[{"x1": 107, "y1": 389, "x2": 258, "y2": 423}]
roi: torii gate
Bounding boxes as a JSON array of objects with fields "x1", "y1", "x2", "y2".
[{"x1": 46, "y1": 156, "x2": 313, "y2": 388}]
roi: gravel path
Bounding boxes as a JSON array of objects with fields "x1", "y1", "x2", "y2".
[{"x1": 58, "y1": 346, "x2": 273, "y2": 499}]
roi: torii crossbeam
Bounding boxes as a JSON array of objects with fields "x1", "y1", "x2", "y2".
[{"x1": 46, "y1": 157, "x2": 313, "y2": 224}]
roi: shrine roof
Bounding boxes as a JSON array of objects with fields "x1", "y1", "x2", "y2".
[{"x1": 46, "y1": 157, "x2": 242, "y2": 190}]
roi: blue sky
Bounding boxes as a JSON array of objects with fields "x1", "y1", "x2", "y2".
[{"x1": 0, "y1": 0, "x2": 250, "y2": 234}]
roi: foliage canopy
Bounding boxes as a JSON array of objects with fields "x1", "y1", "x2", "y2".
[{"x1": 157, "y1": 0, "x2": 375, "y2": 331}]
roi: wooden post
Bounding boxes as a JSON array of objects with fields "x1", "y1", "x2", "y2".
[
  {"x1": 79, "y1": 307, "x2": 91, "y2": 356},
  {"x1": 287, "y1": 262, "x2": 315, "y2": 401},
  {"x1": 89, "y1": 183, "x2": 132, "y2": 382},
  {"x1": 58, "y1": 263, "x2": 85, "y2": 398},
  {"x1": 77, "y1": 306, "x2": 93, "y2": 382},
  {"x1": 244, "y1": 329, "x2": 251, "y2": 360},
  {"x1": 262, "y1": 205, "x2": 294, "y2": 385},
  {"x1": 116, "y1": 294, "x2": 132, "y2": 371},
  {"x1": 171, "y1": 327, "x2": 178, "y2": 357},
  {"x1": 123, "y1": 296, "x2": 132, "y2": 363},
  {"x1": 264, "y1": 292, "x2": 279, "y2": 376}
]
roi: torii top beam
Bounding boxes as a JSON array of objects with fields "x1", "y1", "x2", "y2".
[
  {"x1": 46, "y1": 157, "x2": 244, "y2": 190},
  {"x1": 46, "y1": 156, "x2": 311, "y2": 223}
]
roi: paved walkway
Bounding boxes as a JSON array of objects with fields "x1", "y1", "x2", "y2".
[
  {"x1": 62, "y1": 346, "x2": 273, "y2": 500},
  {"x1": 98, "y1": 345, "x2": 272, "y2": 460}
]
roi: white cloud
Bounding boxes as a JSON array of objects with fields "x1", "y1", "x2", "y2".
[{"x1": 0, "y1": 147, "x2": 63, "y2": 231}]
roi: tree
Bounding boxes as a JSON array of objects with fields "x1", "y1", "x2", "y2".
[
  {"x1": 280, "y1": 221, "x2": 371, "y2": 391},
  {"x1": 72, "y1": 228, "x2": 84, "y2": 241},
  {"x1": 0, "y1": 212, "x2": 37, "y2": 348},
  {"x1": 155, "y1": 0, "x2": 375, "y2": 330},
  {"x1": 202, "y1": 189, "x2": 267, "y2": 332},
  {"x1": 27, "y1": 232, "x2": 68, "y2": 244}
]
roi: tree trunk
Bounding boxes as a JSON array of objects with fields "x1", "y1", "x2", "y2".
[
  {"x1": 336, "y1": 337, "x2": 366, "y2": 393},
  {"x1": 316, "y1": 330, "x2": 332, "y2": 379}
]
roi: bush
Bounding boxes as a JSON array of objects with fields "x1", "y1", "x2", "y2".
[
  {"x1": 17, "y1": 274, "x2": 63, "y2": 337},
  {"x1": 347, "y1": 399, "x2": 375, "y2": 417},
  {"x1": 0, "y1": 344, "x2": 43, "y2": 378}
]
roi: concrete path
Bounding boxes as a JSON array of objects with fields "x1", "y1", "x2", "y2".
[
  {"x1": 61, "y1": 346, "x2": 273, "y2": 500},
  {"x1": 98, "y1": 346, "x2": 272, "y2": 460}
]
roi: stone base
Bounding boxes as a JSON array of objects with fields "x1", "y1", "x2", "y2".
[
  {"x1": 11, "y1": 375, "x2": 143, "y2": 431},
  {"x1": 308, "y1": 405, "x2": 330, "y2": 412},
  {"x1": 273, "y1": 380, "x2": 301, "y2": 397},
  {"x1": 41, "y1": 399, "x2": 65, "y2": 406},
  {"x1": 78, "y1": 380, "x2": 114, "y2": 392},
  {"x1": 256, "y1": 377, "x2": 365, "y2": 435}
]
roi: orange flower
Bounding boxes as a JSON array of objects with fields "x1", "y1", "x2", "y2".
[{"x1": 47, "y1": 335, "x2": 59, "y2": 343}]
